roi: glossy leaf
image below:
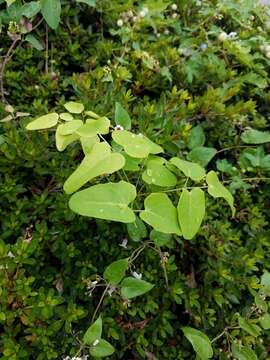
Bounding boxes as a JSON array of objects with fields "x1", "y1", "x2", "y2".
[
  {"x1": 140, "y1": 193, "x2": 181, "y2": 235},
  {"x1": 121, "y1": 277, "x2": 154, "y2": 299},
  {"x1": 64, "y1": 142, "x2": 125, "y2": 194},
  {"x1": 112, "y1": 130, "x2": 163, "y2": 158},
  {"x1": 59, "y1": 112, "x2": 74, "y2": 121},
  {"x1": 83, "y1": 316, "x2": 102, "y2": 345},
  {"x1": 64, "y1": 101, "x2": 84, "y2": 114},
  {"x1": 90, "y1": 339, "x2": 115, "y2": 358},
  {"x1": 206, "y1": 171, "x2": 235, "y2": 216},
  {"x1": 232, "y1": 343, "x2": 258, "y2": 360},
  {"x1": 182, "y1": 327, "x2": 213, "y2": 359},
  {"x1": 142, "y1": 157, "x2": 177, "y2": 187},
  {"x1": 115, "y1": 102, "x2": 131, "y2": 130},
  {"x1": 178, "y1": 188, "x2": 205, "y2": 240},
  {"x1": 41, "y1": 0, "x2": 61, "y2": 29},
  {"x1": 259, "y1": 313, "x2": 270, "y2": 330},
  {"x1": 170, "y1": 157, "x2": 205, "y2": 181},
  {"x1": 104, "y1": 259, "x2": 129, "y2": 285},
  {"x1": 26, "y1": 113, "x2": 58, "y2": 130},
  {"x1": 241, "y1": 128, "x2": 270, "y2": 144},
  {"x1": 69, "y1": 181, "x2": 136, "y2": 223},
  {"x1": 76, "y1": 117, "x2": 110, "y2": 137}
]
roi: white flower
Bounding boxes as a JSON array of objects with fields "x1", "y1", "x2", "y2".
[
  {"x1": 119, "y1": 238, "x2": 128, "y2": 248},
  {"x1": 171, "y1": 3, "x2": 177, "y2": 10},
  {"x1": 164, "y1": 29, "x2": 170, "y2": 35},
  {"x1": 114, "y1": 124, "x2": 124, "y2": 131},
  {"x1": 218, "y1": 31, "x2": 228, "y2": 42},
  {"x1": 139, "y1": 9, "x2": 147, "y2": 17},
  {"x1": 108, "y1": 287, "x2": 116, "y2": 296},
  {"x1": 132, "y1": 16, "x2": 137, "y2": 22},
  {"x1": 132, "y1": 271, "x2": 142, "y2": 280},
  {"x1": 172, "y1": 12, "x2": 178, "y2": 19},
  {"x1": 93, "y1": 339, "x2": 100, "y2": 346},
  {"x1": 228, "y1": 31, "x2": 237, "y2": 39},
  {"x1": 156, "y1": 32, "x2": 161, "y2": 38},
  {"x1": 7, "y1": 251, "x2": 15, "y2": 258},
  {"x1": 127, "y1": 10, "x2": 133, "y2": 18},
  {"x1": 117, "y1": 19, "x2": 123, "y2": 27}
]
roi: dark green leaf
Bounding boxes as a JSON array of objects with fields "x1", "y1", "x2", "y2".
[
  {"x1": 104, "y1": 259, "x2": 129, "y2": 285},
  {"x1": 83, "y1": 316, "x2": 102, "y2": 345},
  {"x1": 41, "y1": 0, "x2": 61, "y2": 29},
  {"x1": 121, "y1": 277, "x2": 154, "y2": 299},
  {"x1": 115, "y1": 102, "x2": 131, "y2": 130}
]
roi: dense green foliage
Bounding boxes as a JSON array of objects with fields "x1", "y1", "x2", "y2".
[{"x1": 2, "y1": 0, "x2": 270, "y2": 359}]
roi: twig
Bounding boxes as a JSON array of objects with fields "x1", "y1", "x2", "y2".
[
  {"x1": 45, "y1": 25, "x2": 49, "y2": 74},
  {"x1": 91, "y1": 284, "x2": 109, "y2": 323}
]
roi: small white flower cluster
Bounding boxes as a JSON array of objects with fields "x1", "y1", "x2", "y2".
[
  {"x1": 171, "y1": 3, "x2": 178, "y2": 19},
  {"x1": 117, "y1": 7, "x2": 149, "y2": 27},
  {"x1": 114, "y1": 124, "x2": 124, "y2": 131},
  {"x1": 218, "y1": 31, "x2": 237, "y2": 42},
  {"x1": 260, "y1": 44, "x2": 270, "y2": 58}
]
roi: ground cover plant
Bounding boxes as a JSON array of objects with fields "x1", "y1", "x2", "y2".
[{"x1": 2, "y1": 0, "x2": 270, "y2": 359}]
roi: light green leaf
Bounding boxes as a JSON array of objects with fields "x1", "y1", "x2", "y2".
[
  {"x1": 41, "y1": 0, "x2": 61, "y2": 29},
  {"x1": 90, "y1": 339, "x2": 115, "y2": 358},
  {"x1": 55, "y1": 127, "x2": 79, "y2": 152},
  {"x1": 206, "y1": 171, "x2": 235, "y2": 216},
  {"x1": 26, "y1": 113, "x2": 58, "y2": 130},
  {"x1": 238, "y1": 316, "x2": 261, "y2": 337},
  {"x1": 21, "y1": 1, "x2": 41, "y2": 18},
  {"x1": 121, "y1": 277, "x2": 154, "y2": 299},
  {"x1": 76, "y1": 0, "x2": 96, "y2": 6},
  {"x1": 140, "y1": 193, "x2": 181, "y2": 235},
  {"x1": 25, "y1": 34, "x2": 44, "y2": 51},
  {"x1": 5, "y1": 0, "x2": 16, "y2": 6},
  {"x1": 188, "y1": 147, "x2": 217, "y2": 167},
  {"x1": 58, "y1": 120, "x2": 83, "y2": 135},
  {"x1": 188, "y1": 125, "x2": 205, "y2": 149},
  {"x1": 259, "y1": 313, "x2": 270, "y2": 330},
  {"x1": 64, "y1": 101, "x2": 84, "y2": 114},
  {"x1": 83, "y1": 316, "x2": 102, "y2": 345},
  {"x1": 178, "y1": 188, "x2": 205, "y2": 240},
  {"x1": 241, "y1": 129, "x2": 270, "y2": 144},
  {"x1": 123, "y1": 154, "x2": 141, "y2": 171},
  {"x1": 232, "y1": 343, "x2": 258, "y2": 360},
  {"x1": 170, "y1": 157, "x2": 205, "y2": 181},
  {"x1": 112, "y1": 130, "x2": 163, "y2": 158},
  {"x1": 80, "y1": 136, "x2": 100, "y2": 155},
  {"x1": 104, "y1": 259, "x2": 129, "y2": 285},
  {"x1": 59, "y1": 112, "x2": 74, "y2": 121},
  {"x1": 150, "y1": 230, "x2": 172, "y2": 246},
  {"x1": 84, "y1": 110, "x2": 99, "y2": 119},
  {"x1": 64, "y1": 142, "x2": 125, "y2": 194},
  {"x1": 127, "y1": 216, "x2": 147, "y2": 242},
  {"x1": 115, "y1": 102, "x2": 131, "y2": 130},
  {"x1": 69, "y1": 181, "x2": 136, "y2": 223},
  {"x1": 142, "y1": 157, "x2": 177, "y2": 187},
  {"x1": 182, "y1": 327, "x2": 213, "y2": 360},
  {"x1": 261, "y1": 271, "x2": 270, "y2": 291},
  {"x1": 76, "y1": 117, "x2": 110, "y2": 137}
]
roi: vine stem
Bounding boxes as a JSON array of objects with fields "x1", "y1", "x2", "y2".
[
  {"x1": 0, "y1": 36, "x2": 20, "y2": 103},
  {"x1": 91, "y1": 284, "x2": 110, "y2": 323}
]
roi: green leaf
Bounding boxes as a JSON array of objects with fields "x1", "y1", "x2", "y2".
[
  {"x1": 41, "y1": 0, "x2": 61, "y2": 29},
  {"x1": 55, "y1": 128, "x2": 79, "y2": 152},
  {"x1": 127, "y1": 216, "x2": 147, "y2": 242},
  {"x1": 64, "y1": 101, "x2": 84, "y2": 114},
  {"x1": 241, "y1": 129, "x2": 270, "y2": 144},
  {"x1": 238, "y1": 316, "x2": 261, "y2": 337},
  {"x1": 26, "y1": 113, "x2": 58, "y2": 130},
  {"x1": 170, "y1": 157, "x2": 205, "y2": 181},
  {"x1": 182, "y1": 327, "x2": 213, "y2": 360},
  {"x1": 112, "y1": 130, "x2": 163, "y2": 158},
  {"x1": 121, "y1": 277, "x2": 154, "y2": 299},
  {"x1": 69, "y1": 181, "x2": 136, "y2": 223},
  {"x1": 140, "y1": 193, "x2": 181, "y2": 235},
  {"x1": 142, "y1": 157, "x2": 177, "y2": 187},
  {"x1": 115, "y1": 102, "x2": 131, "y2": 130},
  {"x1": 150, "y1": 230, "x2": 172, "y2": 246},
  {"x1": 58, "y1": 120, "x2": 83, "y2": 135},
  {"x1": 85, "y1": 110, "x2": 99, "y2": 119},
  {"x1": 59, "y1": 113, "x2": 74, "y2": 121},
  {"x1": 187, "y1": 147, "x2": 217, "y2": 167},
  {"x1": 64, "y1": 142, "x2": 125, "y2": 194},
  {"x1": 232, "y1": 343, "x2": 258, "y2": 360},
  {"x1": 76, "y1": 117, "x2": 110, "y2": 137},
  {"x1": 259, "y1": 313, "x2": 270, "y2": 330},
  {"x1": 90, "y1": 339, "x2": 115, "y2": 358},
  {"x1": 123, "y1": 154, "x2": 141, "y2": 171},
  {"x1": 178, "y1": 188, "x2": 205, "y2": 240},
  {"x1": 21, "y1": 1, "x2": 41, "y2": 18},
  {"x1": 80, "y1": 136, "x2": 100, "y2": 155},
  {"x1": 25, "y1": 34, "x2": 44, "y2": 51},
  {"x1": 261, "y1": 271, "x2": 270, "y2": 291},
  {"x1": 6, "y1": 0, "x2": 16, "y2": 6},
  {"x1": 104, "y1": 259, "x2": 129, "y2": 285},
  {"x1": 206, "y1": 171, "x2": 235, "y2": 216},
  {"x1": 76, "y1": 0, "x2": 96, "y2": 6},
  {"x1": 188, "y1": 125, "x2": 205, "y2": 149},
  {"x1": 83, "y1": 316, "x2": 102, "y2": 345}
]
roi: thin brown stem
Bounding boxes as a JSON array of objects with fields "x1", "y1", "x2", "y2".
[{"x1": 91, "y1": 284, "x2": 109, "y2": 323}]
